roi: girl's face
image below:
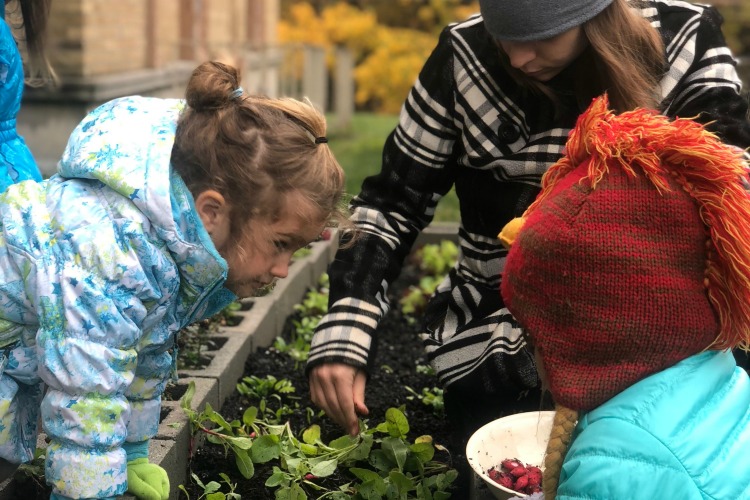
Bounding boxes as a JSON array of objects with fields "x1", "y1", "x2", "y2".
[
  {"x1": 498, "y1": 26, "x2": 589, "y2": 82},
  {"x1": 197, "y1": 189, "x2": 327, "y2": 299}
]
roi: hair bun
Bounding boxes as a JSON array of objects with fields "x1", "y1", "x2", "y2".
[{"x1": 185, "y1": 61, "x2": 242, "y2": 111}]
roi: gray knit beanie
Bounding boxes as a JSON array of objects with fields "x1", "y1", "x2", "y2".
[{"x1": 478, "y1": 0, "x2": 614, "y2": 41}]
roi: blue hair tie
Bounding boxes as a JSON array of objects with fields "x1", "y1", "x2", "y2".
[{"x1": 229, "y1": 86, "x2": 244, "y2": 100}]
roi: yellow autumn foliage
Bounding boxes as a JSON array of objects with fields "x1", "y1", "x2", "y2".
[
  {"x1": 277, "y1": 2, "x2": 328, "y2": 48},
  {"x1": 354, "y1": 27, "x2": 436, "y2": 114},
  {"x1": 713, "y1": 2, "x2": 750, "y2": 55},
  {"x1": 321, "y1": 3, "x2": 380, "y2": 60},
  {"x1": 278, "y1": 1, "x2": 479, "y2": 112},
  {"x1": 278, "y1": 2, "x2": 379, "y2": 82},
  {"x1": 394, "y1": 0, "x2": 478, "y2": 32}
]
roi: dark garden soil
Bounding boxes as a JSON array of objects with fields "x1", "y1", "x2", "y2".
[{"x1": 181, "y1": 260, "x2": 466, "y2": 499}]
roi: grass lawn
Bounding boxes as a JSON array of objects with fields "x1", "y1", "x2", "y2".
[{"x1": 328, "y1": 112, "x2": 460, "y2": 222}]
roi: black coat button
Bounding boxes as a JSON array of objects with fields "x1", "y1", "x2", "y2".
[{"x1": 497, "y1": 117, "x2": 521, "y2": 144}]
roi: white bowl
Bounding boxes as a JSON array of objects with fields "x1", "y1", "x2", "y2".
[{"x1": 466, "y1": 411, "x2": 555, "y2": 499}]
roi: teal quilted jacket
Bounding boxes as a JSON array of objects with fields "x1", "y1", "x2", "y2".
[{"x1": 558, "y1": 350, "x2": 750, "y2": 499}]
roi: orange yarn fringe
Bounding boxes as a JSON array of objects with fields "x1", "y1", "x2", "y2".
[{"x1": 524, "y1": 94, "x2": 750, "y2": 352}]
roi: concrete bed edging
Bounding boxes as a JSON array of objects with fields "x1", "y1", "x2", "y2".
[{"x1": 0, "y1": 222, "x2": 460, "y2": 499}]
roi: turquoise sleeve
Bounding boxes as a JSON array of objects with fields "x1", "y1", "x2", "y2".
[{"x1": 123, "y1": 440, "x2": 150, "y2": 461}]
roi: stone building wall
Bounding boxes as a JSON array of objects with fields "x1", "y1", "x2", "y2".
[
  {"x1": 38, "y1": 0, "x2": 276, "y2": 78},
  {"x1": 16, "y1": 0, "x2": 280, "y2": 176}
]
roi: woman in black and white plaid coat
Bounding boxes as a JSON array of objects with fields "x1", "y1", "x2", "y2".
[{"x1": 306, "y1": 0, "x2": 750, "y2": 484}]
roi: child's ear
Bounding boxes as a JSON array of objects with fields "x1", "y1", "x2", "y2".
[{"x1": 195, "y1": 190, "x2": 231, "y2": 244}]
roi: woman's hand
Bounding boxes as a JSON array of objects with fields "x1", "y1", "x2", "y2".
[{"x1": 309, "y1": 363, "x2": 369, "y2": 436}]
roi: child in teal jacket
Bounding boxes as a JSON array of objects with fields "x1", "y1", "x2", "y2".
[
  {"x1": 500, "y1": 95, "x2": 750, "y2": 499},
  {"x1": 0, "y1": 0, "x2": 54, "y2": 190},
  {"x1": 0, "y1": 60, "x2": 346, "y2": 499}
]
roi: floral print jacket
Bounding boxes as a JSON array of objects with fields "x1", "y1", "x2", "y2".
[{"x1": 0, "y1": 96, "x2": 235, "y2": 498}]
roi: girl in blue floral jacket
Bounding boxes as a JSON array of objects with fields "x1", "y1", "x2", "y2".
[{"x1": 0, "y1": 60, "x2": 346, "y2": 499}]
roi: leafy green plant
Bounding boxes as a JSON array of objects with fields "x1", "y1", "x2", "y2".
[
  {"x1": 415, "y1": 364, "x2": 435, "y2": 376},
  {"x1": 273, "y1": 318, "x2": 315, "y2": 366},
  {"x1": 262, "y1": 422, "x2": 372, "y2": 499},
  {"x1": 177, "y1": 319, "x2": 220, "y2": 370},
  {"x1": 236, "y1": 375, "x2": 300, "y2": 424},
  {"x1": 398, "y1": 275, "x2": 443, "y2": 321},
  {"x1": 181, "y1": 382, "x2": 457, "y2": 499},
  {"x1": 13, "y1": 446, "x2": 48, "y2": 493},
  {"x1": 179, "y1": 472, "x2": 241, "y2": 500},
  {"x1": 217, "y1": 301, "x2": 242, "y2": 322},
  {"x1": 405, "y1": 386, "x2": 445, "y2": 416},
  {"x1": 416, "y1": 241, "x2": 458, "y2": 277},
  {"x1": 399, "y1": 241, "x2": 458, "y2": 322},
  {"x1": 337, "y1": 406, "x2": 457, "y2": 499},
  {"x1": 296, "y1": 288, "x2": 329, "y2": 317},
  {"x1": 181, "y1": 385, "x2": 257, "y2": 478},
  {"x1": 274, "y1": 274, "x2": 330, "y2": 366},
  {"x1": 236, "y1": 374, "x2": 296, "y2": 400},
  {"x1": 181, "y1": 263, "x2": 458, "y2": 498}
]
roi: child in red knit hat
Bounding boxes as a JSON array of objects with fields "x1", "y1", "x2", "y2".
[{"x1": 500, "y1": 95, "x2": 750, "y2": 499}]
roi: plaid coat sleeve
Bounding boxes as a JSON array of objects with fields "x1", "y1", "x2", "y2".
[{"x1": 307, "y1": 27, "x2": 461, "y2": 373}]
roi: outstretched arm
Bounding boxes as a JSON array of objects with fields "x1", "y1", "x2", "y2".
[{"x1": 306, "y1": 26, "x2": 460, "y2": 433}]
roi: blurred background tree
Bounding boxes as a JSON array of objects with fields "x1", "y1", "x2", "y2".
[
  {"x1": 712, "y1": 0, "x2": 750, "y2": 56},
  {"x1": 279, "y1": 0, "x2": 478, "y2": 113}
]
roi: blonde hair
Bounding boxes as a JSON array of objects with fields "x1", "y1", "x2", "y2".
[
  {"x1": 543, "y1": 405, "x2": 579, "y2": 499},
  {"x1": 171, "y1": 61, "x2": 350, "y2": 243},
  {"x1": 497, "y1": 0, "x2": 664, "y2": 115}
]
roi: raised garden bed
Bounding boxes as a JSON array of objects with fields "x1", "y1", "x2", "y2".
[{"x1": 180, "y1": 254, "x2": 459, "y2": 498}]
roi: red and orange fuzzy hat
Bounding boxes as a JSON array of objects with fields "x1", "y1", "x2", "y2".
[{"x1": 500, "y1": 94, "x2": 750, "y2": 412}]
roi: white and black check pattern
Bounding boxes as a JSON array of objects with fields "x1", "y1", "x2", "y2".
[{"x1": 307, "y1": 0, "x2": 750, "y2": 393}]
